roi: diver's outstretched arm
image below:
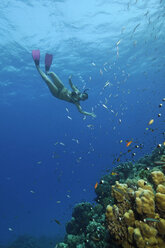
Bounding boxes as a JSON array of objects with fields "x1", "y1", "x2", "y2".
[
  {"x1": 75, "y1": 103, "x2": 96, "y2": 117},
  {"x1": 69, "y1": 76, "x2": 79, "y2": 93}
]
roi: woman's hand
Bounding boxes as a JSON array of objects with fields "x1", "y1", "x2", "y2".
[{"x1": 91, "y1": 113, "x2": 96, "y2": 118}]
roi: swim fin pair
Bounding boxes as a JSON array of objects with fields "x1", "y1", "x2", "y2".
[{"x1": 32, "y1": 50, "x2": 53, "y2": 72}]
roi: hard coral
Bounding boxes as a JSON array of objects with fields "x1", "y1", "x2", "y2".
[
  {"x1": 124, "y1": 210, "x2": 135, "y2": 226},
  {"x1": 135, "y1": 187, "x2": 155, "y2": 217},
  {"x1": 151, "y1": 171, "x2": 165, "y2": 185},
  {"x1": 155, "y1": 192, "x2": 165, "y2": 212},
  {"x1": 111, "y1": 181, "x2": 128, "y2": 203},
  {"x1": 106, "y1": 170, "x2": 165, "y2": 248}
]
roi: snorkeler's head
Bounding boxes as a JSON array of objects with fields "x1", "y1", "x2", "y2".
[{"x1": 80, "y1": 92, "x2": 88, "y2": 101}]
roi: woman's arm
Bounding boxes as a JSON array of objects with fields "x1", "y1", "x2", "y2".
[
  {"x1": 69, "y1": 76, "x2": 79, "y2": 93},
  {"x1": 75, "y1": 103, "x2": 96, "y2": 117}
]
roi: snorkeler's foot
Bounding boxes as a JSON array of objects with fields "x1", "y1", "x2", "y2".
[
  {"x1": 32, "y1": 50, "x2": 40, "y2": 66},
  {"x1": 45, "y1": 53, "x2": 53, "y2": 72}
]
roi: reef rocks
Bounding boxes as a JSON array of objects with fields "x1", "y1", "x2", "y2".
[
  {"x1": 56, "y1": 146, "x2": 165, "y2": 248},
  {"x1": 106, "y1": 171, "x2": 165, "y2": 248}
]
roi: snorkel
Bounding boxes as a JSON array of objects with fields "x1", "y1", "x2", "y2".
[{"x1": 81, "y1": 89, "x2": 89, "y2": 100}]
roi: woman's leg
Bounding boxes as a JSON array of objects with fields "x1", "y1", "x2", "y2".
[
  {"x1": 47, "y1": 72, "x2": 64, "y2": 89},
  {"x1": 36, "y1": 66, "x2": 58, "y2": 96}
]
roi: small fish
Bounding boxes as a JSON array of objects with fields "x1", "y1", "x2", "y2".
[
  {"x1": 116, "y1": 40, "x2": 121, "y2": 46},
  {"x1": 94, "y1": 182, "x2": 98, "y2": 189},
  {"x1": 56, "y1": 201, "x2": 61, "y2": 204},
  {"x1": 148, "y1": 119, "x2": 154, "y2": 125},
  {"x1": 91, "y1": 62, "x2": 96, "y2": 66},
  {"x1": 126, "y1": 141, "x2": 133, "y2": 147},
  {"x1": 111, "y1": 172, "x2": 119, "y2": 176},
  {"x1": 100, "y1": 69, "x2": 103, "y2": 75},
  {"x1": 87, "y1": 124, "x2": 94, "y2": 128},
  {"x1": 59, "y1": 142, "x2": 65, "y2": 146},
  {"x1": 37, "y1": 161, "x2": 42, "y2": 164},
  {"x1": 72, "y1": 138, "x2": 79, "y2": 144},
  {"x1": 144, "y1": 218, "x2": 160, "y2": 223},
  {"x1": 54, "y1": 219, "x2": 61, "y2": 225},
  {"x1": 67, "y1": 116, "x2": 72, "y2": 120},
  {"x1": 163, "y1": 141, "x2": 165, "y2": 146},
  {"x1": 8, "y1": 227, "x2": 13, "y2": 231},
  {"x1": 154, "y1": 161, "x2": 165, "y2": 165},
  {"x1": 30, "y1": 190, "x2": 35, "y2": 194},
  {"x1": 120, "y1": 140, "x2": 123, "y2": 143},
  {"x1": 102, "y1": 104, "x2": 108, "y2": 109},
  {"x1": 103, "y1": 81, "x2": 110, "y2": 88},
  {"x1": 133, "y1": 23, "x2": 140, "y2": 33}
]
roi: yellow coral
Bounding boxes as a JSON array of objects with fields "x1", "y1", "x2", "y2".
[
  {"x1": 155, "y1": 192, "x2": 165, "y2": 212},
  {"x1": 137, "y1": 221, "x2": 157, "y2": 238},
  {"x1": 134, "y1": 221, "x2": 159, "y2": 247},
  {"x1": 137, "y1": 179, "x2": 153, "y2": 192},
  {"x1": 124, "y1": 210, "x2": 135, "y2": 226},
  {"x1": 111, "y1": 181, "x2": 128, "y2": 202},
  {"x1": 156, "y1": 184, "x2": 165, "y2": 194},
  {"x1": 106, "y1": 205, "x2": 114, "y2": 220},
  {"x1": 151, "y1": 171, "x2": 165, "y2": 185},
  {"x1": 157, "y1": 237, "x2": 165, "y2": 248},
  {"x1": 127, "y1": 227, "x2": 134, "y2": 244},
  {"x1": 135, "y1": 188, "x2": 155, "y2": 217},
  {"x1": 146, "y1": 236, "x2": 158, "y2": 246},
  {"x1": 133, "y1": 228, "x2": 145, "y2": 248},
  {"x1": 157, "y1": 218, "x2": 165, "y2": 235},
  {"x1": 106, "y1": 170, "x2": 165, "y2": 248}
]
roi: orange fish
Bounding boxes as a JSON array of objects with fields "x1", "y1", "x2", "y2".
[
  {"x1": 126, "y1": 141, "x2": 133, "y2": 147},
  {"x1": 111, "y1": 172, "x2": 118, "y2": 176},
  {"x1": 94, "y1": 182, "x2": 98, "y2": 189}
]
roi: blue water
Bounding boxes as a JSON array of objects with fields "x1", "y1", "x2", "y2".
[{"x1": 0, "y1": 0, "x2": 165, "y2": 246}]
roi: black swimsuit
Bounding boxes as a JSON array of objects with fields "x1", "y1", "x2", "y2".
[{"x1": 70, "y1": 91, "x2": 80, "y2": 103}]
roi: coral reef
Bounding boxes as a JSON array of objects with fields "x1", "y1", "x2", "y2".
[
  {"x1": 106, "y1": 169, "x2": 165, "y2": 247},
  {"x1": 56, "y1": 145, "x2": 165, "y2": 248}
]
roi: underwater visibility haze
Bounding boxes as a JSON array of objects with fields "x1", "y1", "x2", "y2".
[{"x1": 0, "y1": 0, "x2": 165, "y2": 247}]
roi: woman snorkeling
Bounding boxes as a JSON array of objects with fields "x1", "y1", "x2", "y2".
[{"x1": 32, "y1": 50, "x2": 96, "y2": 117}]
